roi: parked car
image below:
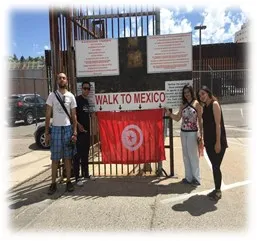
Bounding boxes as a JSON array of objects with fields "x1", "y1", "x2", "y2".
[
  {"x1": 8, "y1": 94, "x2": 46, "y2": 125},
  {"x1": 34, "y1": 116, "x2": 98, "y2": 149},
  {"x1": 222, "y1": 85, "x2": 245, "y2": 96},
  {"x1": 34, "y1": 122, "x2": 51, "y2": 149}
]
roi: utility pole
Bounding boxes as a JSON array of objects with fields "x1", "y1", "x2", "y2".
[{"x1": 194, "y1": 25, "x2": 207, "y2": 85}]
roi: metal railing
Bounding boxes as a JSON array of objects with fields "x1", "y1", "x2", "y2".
[{"x1": 87, "y1": 113, "x2": 172, "y2": 177}]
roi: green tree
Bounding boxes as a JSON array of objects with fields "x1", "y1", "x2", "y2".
[
  {"x1": 20, "y1": 56, "x2": 25, "y2": 62},
  {"x1": 13, "y1": 54, "x2": 18, "y2": 61}
]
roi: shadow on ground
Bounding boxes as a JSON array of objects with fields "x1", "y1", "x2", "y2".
[
  {"x1": 28, "y1": 143, "x2": 49, "y2": 151},
  {"x1": 172, "y1": 194, "x2": 218, "y2": 216},
  {"x1": 8, "y1": 171, "x2": 217, "y2": 217}
]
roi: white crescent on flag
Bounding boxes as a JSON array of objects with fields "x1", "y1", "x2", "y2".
[{"x1": 121, "y1": 124, "x2": 143, "y2": 151}]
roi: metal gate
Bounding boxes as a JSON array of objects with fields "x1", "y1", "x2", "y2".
[
  {"x1": 48, "y1": 5, "x2": 160, "y2": 92},
  {"x1": 86, "y1": 111, "x2": 173, "y2": 177},
  {"x1": 47, "y1": 5, "x2": 183, "y2": 177}
]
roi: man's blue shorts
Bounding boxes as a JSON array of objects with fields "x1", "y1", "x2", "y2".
[{"x1": 50, "y1": 125, "x2": 76, "y2": 161}]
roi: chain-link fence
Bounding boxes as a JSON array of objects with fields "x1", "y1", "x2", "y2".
[{"x1": 193, "y1": 69, "x2": 249, "y2": 103}]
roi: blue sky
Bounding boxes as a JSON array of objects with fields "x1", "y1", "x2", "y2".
[
  {"x1": 10, "y1": 9, "x2": 50, "y2": 58},
  {"x1": 10, "y1": 6, "x2": 247, "y2": 59}
]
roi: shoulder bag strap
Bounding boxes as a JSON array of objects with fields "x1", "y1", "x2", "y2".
[{"x1": 54, "y1": 91, "x2": 72, "y2": 123}]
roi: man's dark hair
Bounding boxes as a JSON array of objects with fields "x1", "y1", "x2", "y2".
[{"x1": 82, "y1": 81, "x2": 91, "y2": 88}]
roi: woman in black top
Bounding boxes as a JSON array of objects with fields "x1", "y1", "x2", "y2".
[{"x1": 197, "y1": 86, "x2": 228, "y2": 201}]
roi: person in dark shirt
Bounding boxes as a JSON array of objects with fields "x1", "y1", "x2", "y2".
[
  {"x1": 197, "y1": 86, "x2": 228, "y2": 201},
  {"x1": 74, "y1": 81, "x2": 96, "y2": 186}
]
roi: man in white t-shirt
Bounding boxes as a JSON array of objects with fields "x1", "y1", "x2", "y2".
[{"x1": 45, "y1": 73, "x2": 77, "y2": 195}]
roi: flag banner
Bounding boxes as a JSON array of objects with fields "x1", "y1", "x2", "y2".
[{"x1": 97, "y1": 109, "x2": 166, "y2": 164}]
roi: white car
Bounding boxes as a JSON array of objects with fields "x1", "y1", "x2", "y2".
[{"x1": 34, "y1": 122, "x2": 51, "y2": 149}]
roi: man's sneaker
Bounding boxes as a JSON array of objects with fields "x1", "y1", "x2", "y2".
[
  {"x1": 191, "y1": 179, "x2": 201, "y2": 187},
  {"x1": 209, "y1": 190, "x2": 222, "y2": 201},
  {"x1": 66, "y1": 181, "x2": 74, "y2": 192},
  {"x1": 181, "y1": 178, "x2": 191, "y2": 184},
  {"x1": 76, "y1": 178, "x2": 83, "y2": 187},
  {"x1": 48, "y1": 183, "x2": 57, "y2": 195},
  {"x1": 85, "y1": 175, "x2": 96, "y2": 181}
]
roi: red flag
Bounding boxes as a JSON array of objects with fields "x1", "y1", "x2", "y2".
[{"x1": 97, "y1": 109, "x2": 166, "y2": 164}]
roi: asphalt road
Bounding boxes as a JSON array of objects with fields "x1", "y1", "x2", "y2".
[
  {"x1": 7, "y1": 119, "x2": 45, "y2": 158},
  {"x1": 7, "y1": 103, "x2": 251, "y2": 158}
]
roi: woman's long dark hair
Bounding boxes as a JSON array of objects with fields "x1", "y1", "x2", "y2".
[
  {"x1": 182, "y1": 84, "x2": 196, "y2": 104},
  {"x1": 197, "y1": 85, "x2": 218, "y2": 104}
]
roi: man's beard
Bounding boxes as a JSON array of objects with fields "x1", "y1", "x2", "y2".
[{"x1": 58, "y1": 83, "x2": 67, "y2": 89}]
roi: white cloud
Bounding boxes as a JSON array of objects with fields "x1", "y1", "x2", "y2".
[
  {"x1": 120, "y1": 24, "x2": 134, "y2": 38},
  {"x1": 36, "y1": 51, "x2": 44, "y2": 55},
  {"x1": 32, "y1": 43, "x2": 39, "y2": 53},
  {"x1": 197, "y1": 7, "x2": 248, "y2": 44},
  {"x1": 121, "y1": 27, "x2": 131, "y2": 37},
  {"x1": 148, "y1": 18, "x2": 154, "y2": 35},
  {"x1": 185, "y1": 5, "x2": 194, "y2": 13},
  {"x1": 160, "y1": 8, "x2": 192, "y2": 35},
  {"x1": 88, "y1": 9, "x2": 93, "y2": 16},
  {"x1": 159, "y1": 7, "x2": 248, "y2": 45},
  {"x1": 121, "y1": 16, "x2": 154, "y2": 37},
  {"x1": 34, "y1": 45, "x2": 50, "y2": 56},
  {"x1": 136, "y1": 17, "x2": 142, "y2": 36}
]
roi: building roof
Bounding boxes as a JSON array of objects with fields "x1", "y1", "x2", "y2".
[{"x1": 9, "y1": 61, "x2": 45, "y2": 70}]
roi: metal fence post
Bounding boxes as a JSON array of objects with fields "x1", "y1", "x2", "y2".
[
  {"x1": 34, "y1": 78, "x2": 38, "y2": 127},
  {"x1": 156, "y1": 7, "x2": 163, "y2": 176},
  {"x1": 169, "y1": 109, "x2": 174, "y2": 176},
  {"x1": 208, "y1": 65, "x2": 213, "y2": 93}
]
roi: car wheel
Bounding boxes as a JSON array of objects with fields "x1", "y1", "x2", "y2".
[
  {"x1": 24, "y1": 111, "x2": 34, "y2": 125},
  {"x1": 36, "y1": 128, "x2": 50, "y2": 149}
]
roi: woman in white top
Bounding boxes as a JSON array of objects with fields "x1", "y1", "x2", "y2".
[{"x1": 165, "y1": 84, "x2": 203, "y2": 187}]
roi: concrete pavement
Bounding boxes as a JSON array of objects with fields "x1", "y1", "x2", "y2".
[
  {"x1": 7, "y1": 136, "x2": 250, "y2": 232},
  {"x1": 9, "y1": 150, "x2": 51, "y2": 189}
]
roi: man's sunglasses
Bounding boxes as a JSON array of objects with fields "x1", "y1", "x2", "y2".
[{"x1": 83, "y1": 87, "x2": 90, "y2": 90}]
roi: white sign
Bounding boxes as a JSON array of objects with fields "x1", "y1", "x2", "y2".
[
  {"x1": 147, "y1": 33, "x2": 192, "y2": 73},
  {"x1": 165, "y1": 80, "x2": 193, "y2": 109},
  {"x1": 95, "y1": 90, "x2": 166, "y2": 111},
  {"x1": 76, "y1": 82, "x2": 96, "y2": 112},
  {"x1": 75, "y1": 39, "x2": 119, "y2": 77}
]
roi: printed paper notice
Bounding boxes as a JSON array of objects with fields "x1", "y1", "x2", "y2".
[
  {"x1": 147, "y1": 33, "x2": 192, "y2": 73},
  {"x1": 75, "y1": 39, "x2": 119, "y2": 77},
  {"x1": 165, "y1": 80, "x2": 193, "y2": 109}
]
